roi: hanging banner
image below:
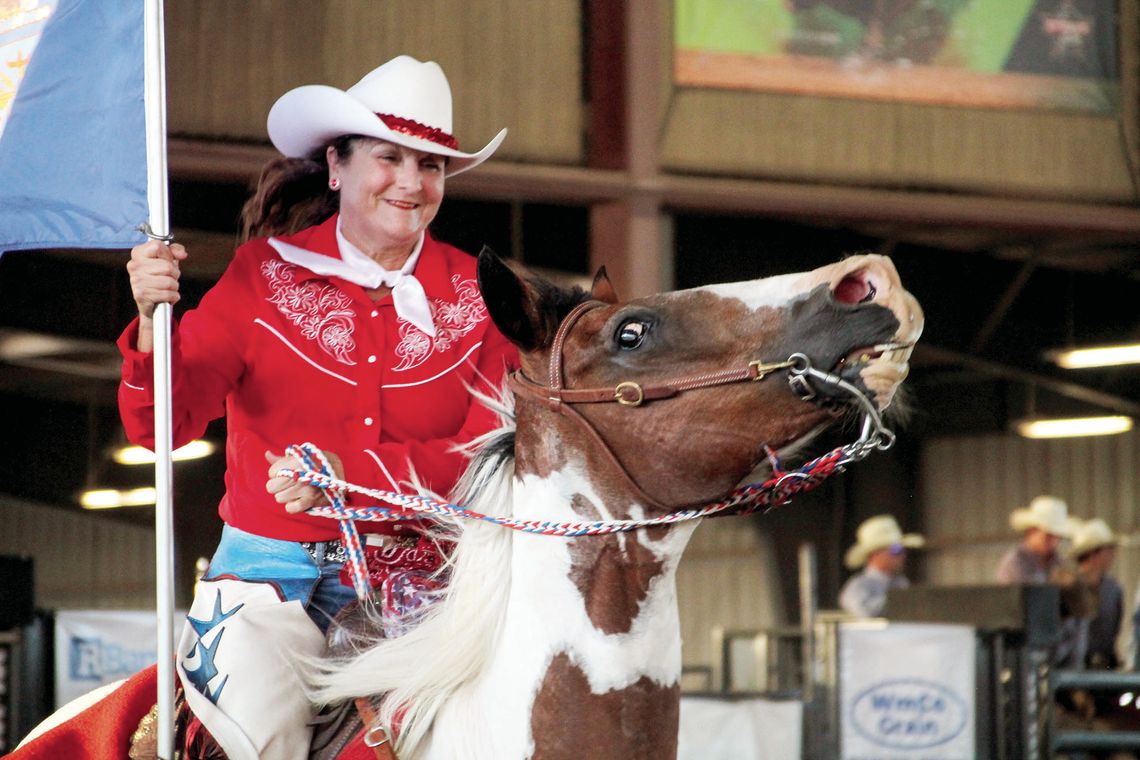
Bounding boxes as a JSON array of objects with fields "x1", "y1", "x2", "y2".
[
  {"x1": 53, "y1": 609, "x2": 171, "y2": 708},
  {"x1": 839, "y1": 622, "x2": 975, "y2": 760},
  {"x1": 675, "y1": 0, "x2": 1119, "y2": 113},
  {"x1": 0, "y1": 0, "x2": 148, "y2": 253}
]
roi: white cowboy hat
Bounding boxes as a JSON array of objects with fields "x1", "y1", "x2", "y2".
[
  {"x1": 1068, "y1": 517, "x2": 1119, "y2": 559},
  {"x1": 1009, "y1": 495, "x2": 1079, "y2": 537},
  {"x1": 267, "y1": 55, "x2": 507, "y2": 176},
  {"x1": 844, "y1": 515, "x2": 925, "y2": 569}
]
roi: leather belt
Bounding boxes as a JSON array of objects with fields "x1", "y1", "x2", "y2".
[{"x1": 301, "y1": 534, "x2": 409, "y2": 565}]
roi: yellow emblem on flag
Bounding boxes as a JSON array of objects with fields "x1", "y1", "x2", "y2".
[{"x1": 0, "y1": 0, "x2": 57, "y2": 140}]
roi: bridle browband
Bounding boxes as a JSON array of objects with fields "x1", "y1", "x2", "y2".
[
  {"x1": 509, "y1": 301, "x2": 803, "y2": 408},
  {"x1": 506, "y1": 299, "x2": 884, "y2": 511}
]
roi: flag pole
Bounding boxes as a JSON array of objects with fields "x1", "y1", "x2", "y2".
[{"x1": 142, "y1": 0, "x2": 176, "y2": 758}]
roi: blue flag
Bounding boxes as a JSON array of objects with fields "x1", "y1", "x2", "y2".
[{"x1": 0, "y1": 0, "x2": 148, "y2": 253}]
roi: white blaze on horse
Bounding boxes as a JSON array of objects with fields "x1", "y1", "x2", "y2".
[
  {"x1": 304, "y1": 251, "x2": 923, "y2": 760},
  {"x1": 18, "y1": 252, "x2": 922, "y2": 760}
]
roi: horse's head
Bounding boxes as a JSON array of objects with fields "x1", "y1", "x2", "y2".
[{"x1": 478, "y1": 250, "x2": 923, "y2": 512}]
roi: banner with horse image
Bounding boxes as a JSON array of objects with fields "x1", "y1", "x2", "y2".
[
  {"x1": 839, "y1": 621, "x2": 975, "y2": 760},
  {"x1": 675, "y1": 0, "x2": 1119, "y2": 113}
]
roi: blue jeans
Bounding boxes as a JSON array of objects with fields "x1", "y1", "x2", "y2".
[{"x1": 203, "y1": 524, "x2": 358, "y2": 633}]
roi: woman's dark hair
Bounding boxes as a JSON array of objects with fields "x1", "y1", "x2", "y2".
[{"x1": 239, "y1": 135, "x2": 357, "y2": 242}]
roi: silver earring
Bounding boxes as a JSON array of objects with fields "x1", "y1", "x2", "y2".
[{"x1": 329, "y1": 177, "x2": 341, "y2": 190}]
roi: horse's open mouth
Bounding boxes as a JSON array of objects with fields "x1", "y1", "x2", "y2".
[
  {"x1": 834, "y1": 341, "x2": 915, "y2": 372},
  {"x1": 822, "y1": 340, "x2": 916, "y2": 410}
]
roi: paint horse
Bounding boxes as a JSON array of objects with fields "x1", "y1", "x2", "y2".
[{"x1": 304, "y1": 250, "x2": 923, "y2": 760}]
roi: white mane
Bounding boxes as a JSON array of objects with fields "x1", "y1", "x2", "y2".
[{"x1": 306, "y1": 419, "x2": 518, "y2": 757}]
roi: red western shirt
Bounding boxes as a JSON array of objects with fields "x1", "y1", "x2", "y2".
[{"x1": 118, "y1": 216, "x2": 518, "y2": 541}]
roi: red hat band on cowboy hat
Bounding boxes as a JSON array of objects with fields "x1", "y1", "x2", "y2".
[{"x1": 267, "y1": 55, "x2": 507, "y2": 176}]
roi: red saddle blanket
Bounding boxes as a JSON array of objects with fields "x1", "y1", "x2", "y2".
[
  {"x1": 10, "y1": 664, "x2": 381, "y2": 760},
  {"x1": 9, "y1": 665, "x2": 159, "y2": 760}
]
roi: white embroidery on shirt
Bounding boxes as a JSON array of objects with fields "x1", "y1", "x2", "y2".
[
  {"x1": 393, "y1": 276, "x2": 486, "y2": 372},
  {"x1": 261, "y1": 260, "x2": 357, "y2": 366}
]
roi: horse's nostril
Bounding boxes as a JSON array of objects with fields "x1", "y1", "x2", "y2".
[{"x1": 834, "y1": 271, "x2": 877, "y2": 305}]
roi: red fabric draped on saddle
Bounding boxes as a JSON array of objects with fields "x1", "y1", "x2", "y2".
[
  {"x1": 9, "y1": 665, "x2": 158, "y2": 759},
  {"x1": 10, "y1": 662, "x2": 388, "y2": 760}
]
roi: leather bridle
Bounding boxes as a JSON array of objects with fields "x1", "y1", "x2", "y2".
[
  {"x1": 292, "y1": 304, "x2": 901, "y2": 530},
  {"x1": 507, "y1": 300, "x2": 831, "y2": 511}
]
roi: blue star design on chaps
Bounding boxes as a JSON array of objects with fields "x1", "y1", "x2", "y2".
[{"x1": 183, "y1": 594, "x2": 244, "y2": 704}]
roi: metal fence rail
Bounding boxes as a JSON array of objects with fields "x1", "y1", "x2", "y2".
[{"x1": 1053, "y1": 669, "x2": 1140, "y2": 753}]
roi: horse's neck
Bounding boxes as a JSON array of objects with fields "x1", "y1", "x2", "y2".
[{"x1": 428, "y1": 471, "x2": 697, "y2": 760}]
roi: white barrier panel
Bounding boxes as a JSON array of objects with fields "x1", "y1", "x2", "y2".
[
  {"x1": 840, "y1": 621, "x2": 975, "y2": 760},
  {"x1": 678, "y1": 696, "x2": 802, "y2": 759},
  {"x1": 54, "y1": 609, "x2": 180, "y2": 708}
]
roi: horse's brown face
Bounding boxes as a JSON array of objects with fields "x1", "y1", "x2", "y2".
[{"x1": 478, "y1": 251, "x2": 923, "y2": 512}]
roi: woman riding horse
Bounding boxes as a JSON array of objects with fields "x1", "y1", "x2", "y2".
[
  {"x1": 123, "y1": 55, "x2": 513, "y2": 759},
  {"x1": 15, "y1": 249, "x2": 922, "y2": 760}
]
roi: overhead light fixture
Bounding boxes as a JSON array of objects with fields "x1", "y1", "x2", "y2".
[
  {"x1": 1049, "y1": 343, "x2": 1140, "y2": 369},
  {"x1": 80, "y1": 487, "x2": 157, "y2": 509},
  {"x1": 0, "y1": 328, "x2": 122, "y2": 379},
  {"x1": 113, "y1": 439, "x2": 216, "y2": 465},
  {"x1": 1015, "y1": 415, "x2": 1133, "y2": 439}
]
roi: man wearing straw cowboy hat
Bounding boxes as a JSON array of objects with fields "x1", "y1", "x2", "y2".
[
  {"x1": 1070, "y1": 518, "x2": 1123, "y2": 670},
  {"x1": 996, "y1": 495, "x2": 1091, "y2": 668},
  {"x1": 1065, "y1": 517, "x2": 1126, "y2": 726},
  {"x1": 839, "y1": 515, "x2": 925, "y2": 617},
  {"x1": 996, "y1": 495, "x2": 1081, "y2": 584}
]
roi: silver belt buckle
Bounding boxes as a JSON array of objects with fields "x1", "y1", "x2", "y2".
[{"x1": 301, "y1": 539, "x2": 348, "y2": 564}]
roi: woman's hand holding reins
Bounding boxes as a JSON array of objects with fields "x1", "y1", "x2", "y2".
[
  {"x1": 265, "y1": 449, "x2": 345, "y2": 514},
  {"x1": 127, "y1": 240, "x2": 188, "y2": 352}
]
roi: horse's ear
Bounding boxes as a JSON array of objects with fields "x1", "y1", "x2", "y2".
[
  {"x1": 590, "y1": 266, "x2": 619, "y2": 304},
  {"x1": 476, "y1": 248, "x2": 547, "y2": 353},
  {"x1": 478, "y1": 247, "x2": 595, "y2": 352}
]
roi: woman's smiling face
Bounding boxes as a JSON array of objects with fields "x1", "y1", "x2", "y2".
[{"x1": 328, "y1": 137, "x2": 446, "y2": 257}]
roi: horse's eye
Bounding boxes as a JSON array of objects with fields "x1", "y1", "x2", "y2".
[{"x1": 616, "y1": 320, "x2": 649, "y2": 350}]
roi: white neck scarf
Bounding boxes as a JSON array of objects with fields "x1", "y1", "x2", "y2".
[{"x1": 268, "y1": 222, "x2": 436, "y2": 337}]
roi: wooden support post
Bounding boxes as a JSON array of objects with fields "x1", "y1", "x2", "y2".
[{"x1": 586, "y1": 0, "x2": 671, "y2": 297}]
